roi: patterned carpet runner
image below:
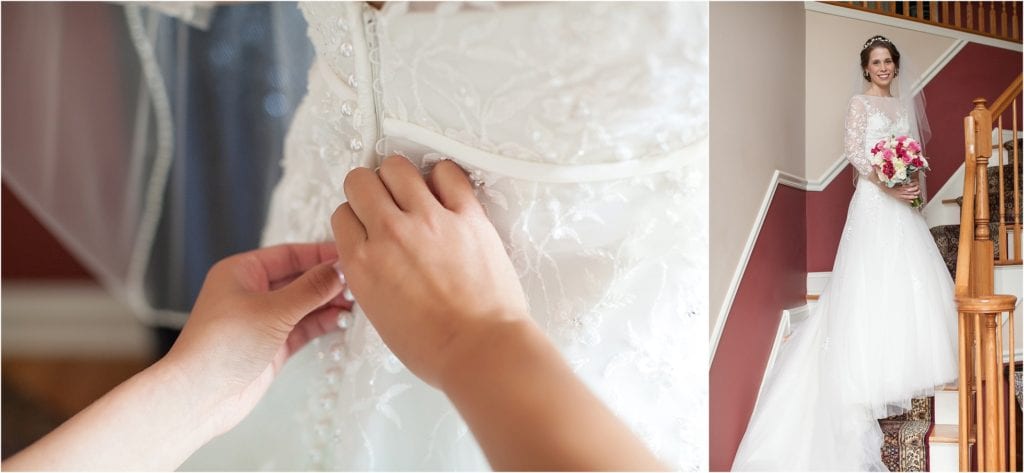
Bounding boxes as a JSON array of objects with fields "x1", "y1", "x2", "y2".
[{"x1": 879, "y1": 397, "x2": 933, "y2": 472}]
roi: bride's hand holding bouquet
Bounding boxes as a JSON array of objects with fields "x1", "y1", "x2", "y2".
[{"x1": 870, "y1": 135, "x2": 929, "y2": 207}]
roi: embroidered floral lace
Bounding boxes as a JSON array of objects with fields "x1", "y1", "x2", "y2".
[{"x1": 184, "y1": 2, "x2": 708, "y2": 470}]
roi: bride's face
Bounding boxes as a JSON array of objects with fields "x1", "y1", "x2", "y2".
[{"x1": 864, "y1": 48, "x2": 896, "y2": 89}]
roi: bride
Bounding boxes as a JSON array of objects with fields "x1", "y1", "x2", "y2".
[
  {"x1": 181, "y1": 2, "x2": 708, "y2": 470},
  {"x1": 730, "y1": 35, "x2": 958, "y2": 471}
]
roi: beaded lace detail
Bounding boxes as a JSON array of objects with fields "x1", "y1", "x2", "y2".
[
  {"x1": 254, "y1": 2, "x2": 708, "y2": 470},
  {"x1": 843, "y1": 95, "x2": 911, "y2": 175}
]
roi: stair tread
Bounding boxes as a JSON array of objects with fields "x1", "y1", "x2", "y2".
[{"x1": 930, "y1": 423, "x2": 976, "y2": 444}]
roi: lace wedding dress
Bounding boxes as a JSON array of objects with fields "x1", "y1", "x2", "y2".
[
  {"x1": 731, "y1": 95, "x2": 958, "y2": 471},
  {"x1": 181, "y1": 2, "x2": 708, "y2": 470}
]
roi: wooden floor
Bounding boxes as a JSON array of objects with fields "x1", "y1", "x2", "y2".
[{"x1": 1, "y1": 357, "x2": 152, "y2": 459}]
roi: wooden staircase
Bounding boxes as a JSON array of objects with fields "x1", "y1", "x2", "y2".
[{"x1": 952, "y1": 75, "x2": 1022, "y2": 472}]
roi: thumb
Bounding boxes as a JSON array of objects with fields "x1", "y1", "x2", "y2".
[{"x1": 266, "y1": 262, "x2": 345, "y2": 327}]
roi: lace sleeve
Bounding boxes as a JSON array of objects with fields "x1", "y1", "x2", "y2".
[{"x1": 843, "y1": 96, "x2": 872, "y2": 175}]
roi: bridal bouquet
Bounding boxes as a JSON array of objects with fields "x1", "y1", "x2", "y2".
[{"x1": 870, "y1": 135, "x2": 929, "y2": 208}]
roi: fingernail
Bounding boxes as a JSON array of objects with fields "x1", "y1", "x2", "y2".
[{"x1": 332, "y1": 262, "x2": 346, "y2": 285}]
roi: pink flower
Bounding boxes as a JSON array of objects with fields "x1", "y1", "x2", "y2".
[
  {"x1": 907, "y1": 142, "x2": 921, "y2": 153},
  {"x1": 883, "y1": 161, "x2": 895, "y2": 178},
  {"x1": 883, "y1": 149, "x2": 895, "y2": 160},
  {"x1": 912, "y1": 158, "x2": 924, "y2": 167}
]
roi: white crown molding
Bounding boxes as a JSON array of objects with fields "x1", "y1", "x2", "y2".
[
  {"x1": 805, "y1": 2, "x2": 1024, "y2": 53},
  {"x1": 711, "y1": 171, "x2": 809, "y2": 361}
]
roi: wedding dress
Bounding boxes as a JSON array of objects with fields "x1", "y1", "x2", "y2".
[
  {"x1": 181, "y1": 2, "x2": 709, "y2": 470},
  {"x1": 731, "y1": 95, "x2": 958, "y2": 471}
]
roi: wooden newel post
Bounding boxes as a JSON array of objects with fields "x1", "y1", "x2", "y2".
[{"x1": 970, "y1": 99, "x2": 995, "y2": 297}]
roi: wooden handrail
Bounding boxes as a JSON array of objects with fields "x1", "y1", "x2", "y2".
[
  {"x1": 989, "y1": 74, "x2": 1023, "y2": 118},
  {"x1": 954, "y1": 114, "x2": 978, "y2": 298},
  {"x1": 956, "y1": 75, "x2": 1022, "y2": 471},
  {"x1": 826, "y1": 1, "x2": 1023, "y2": 43}
]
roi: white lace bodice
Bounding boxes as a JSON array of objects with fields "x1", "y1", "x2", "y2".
[
  {"x1": 186, "y1": 2, "x2": 708, "y2": 471},
  {"x1": 843, "y1": 94, "x2": 911, "y2": 175},
  {"x1": 299, "y1": 1, "x2": 707, "y2": 171}
]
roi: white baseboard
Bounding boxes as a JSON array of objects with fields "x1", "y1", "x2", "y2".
[
  {"x1": 806, "y1": 272, "x2": 831, "y2": 295},
  {"x1": 1, "y1": 281, "x2": 155, "y2": 358},
  {"x1": 755, "y1": 304, "x2": 812, "y2": 408}
]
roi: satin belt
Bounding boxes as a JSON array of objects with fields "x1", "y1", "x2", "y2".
[{"x1": 317, "y1": 59, "x2": 706, "y2": 183}]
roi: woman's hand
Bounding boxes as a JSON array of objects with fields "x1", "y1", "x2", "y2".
[
  {"x1": 329, "y1": 157, "x2": 664, "y2": 470},
  {"x1": 4, "y1": 242, "x2": 351, "y2": 471},
  {"x1": 331, "y1": 156, "x2": 530, "y2": 388},
  {"x1": 164, "y1": 242, "x2": 351, "y2": 436},
  {"x1": 881, "y1": 180, "x2": 920, "y2": 203},
  {"x1": 871, "y1": 171, "x2": 920, "y2": 203}
]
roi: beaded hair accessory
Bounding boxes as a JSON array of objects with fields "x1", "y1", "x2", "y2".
[{"x1": 862, "y1": 35, "x2": 892, "y2": 51}]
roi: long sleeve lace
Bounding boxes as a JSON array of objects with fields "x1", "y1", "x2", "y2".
[{"x1": 843, "y1": 96, "x2": 872, "y2": 175}]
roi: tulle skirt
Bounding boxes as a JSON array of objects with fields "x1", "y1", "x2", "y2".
[{"x1": 732, "y1": 177, "x2": 958, "y2": 471}]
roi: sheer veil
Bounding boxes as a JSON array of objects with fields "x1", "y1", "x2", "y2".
[
  {"x1": 2, "y1": 3, "x2": 313, "y2": 328},
  {"x1": 843, "y1": 36, "x2": 932, "y2": 195},
  {"x1": 844, "y1": 39, "x2": 931, "y2": 149}
]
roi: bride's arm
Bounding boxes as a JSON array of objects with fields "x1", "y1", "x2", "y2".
[
  {"x1": 844, "y1": 97, "x2": 920, "y2": 203},
  {"x1": 332, "y1": 157, "x2": 666, "y2": 471},
  {"x1": 843, "y1": 96, "x2": 874, "y2": 177}
]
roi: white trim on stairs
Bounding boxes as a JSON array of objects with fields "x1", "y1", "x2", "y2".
[
  {"x1": 807, "y1": 271, "x2": 832, "y2": 295},
  {"x1": 755, "y1": 304, "x2": 812, "y2": 409},
  {"x1": 712, "y1": 171, "x2": 809, "y2": 359}
]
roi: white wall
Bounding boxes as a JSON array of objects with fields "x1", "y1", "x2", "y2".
[{"x1": 710, "y1": 2, "x2": 806, "y2": 336}]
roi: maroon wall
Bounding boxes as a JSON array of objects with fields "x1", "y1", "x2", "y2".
[
  {"x1": 806, "y1": 42, "x2": 1023, "y2": 272},
  {"x1": 710, "y1": 184, "x2": 808, "y2": 471},
  {"x1": 921, "y1": 42, "x2": 1023, "y2": 200},
  {"x1": 2, "y1": 184, "x2": 93, "y2": 280},
  {"x1": 806, "y1": 168, "x2": 858, "y2": 273},
  {"x1": 2, "y1": 3, "x2": 127, "y2": 282}
]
